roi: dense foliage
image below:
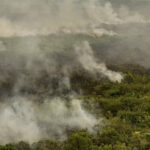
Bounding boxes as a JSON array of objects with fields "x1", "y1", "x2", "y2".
[{"x1": 0, "y1": 64, "x2": 150, "y2": 150}]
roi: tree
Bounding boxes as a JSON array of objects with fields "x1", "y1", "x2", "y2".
[{"x1": 63, "y1": 132, "x2": 93, "y2": 150}]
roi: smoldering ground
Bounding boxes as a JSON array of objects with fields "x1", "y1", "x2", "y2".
[
  {"x1": 0, "y1": 0, "x2": 149, "y2": 145},
  {"x1": 0, "y1": 0, "x2": 150, "y2": 67},
  {"x1": 0, "y1": 37, "x2": 123, "y2": 144}
]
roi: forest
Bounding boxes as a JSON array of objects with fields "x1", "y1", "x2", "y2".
[
  {"x1": 0, "y1": 0, "x2": 150, "y2": 149},
  {"x1": 0, "y1": 64, "x2": 150, "y2": 150}
]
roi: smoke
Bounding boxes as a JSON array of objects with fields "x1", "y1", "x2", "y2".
[
  {"x1": 0, "y1": 41, "x2": 6, "y2": 52},
  {"x1": 0, "y1": 0, "x2": 149, "y2": 145},
  {"x1": 0, "y1": 37, "x2": 97, "y2": 144},
  {"x1": 0, "y1": 96, "x2": 98, "y2": 144},
  {"x1": 75, "y1": 41, "x2": 123, "y2": 82},
  {"x1": 0, "y1": 34, "x2": 124, "y2": 144},
  {"x1": 0, "y1": 0, "x2": 148, "y2": 37}
]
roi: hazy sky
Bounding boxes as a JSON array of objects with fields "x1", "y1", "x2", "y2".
[{"x1": 0, "y1": 0, "x2": 149, "y2": 37}]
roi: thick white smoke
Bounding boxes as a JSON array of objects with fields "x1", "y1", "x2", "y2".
[
  {"x1": 0, "y1": 37, "x2": 122, "y2": 144},
  {"x1": 0, "y1": 0, "x2": 148, "y2": 145},
  {"x1": 75, "y1": 41, "x2": 123, "y2": 82},
  {"x1": 0, "y1": 96, "x2": 98, "y2": 144}
]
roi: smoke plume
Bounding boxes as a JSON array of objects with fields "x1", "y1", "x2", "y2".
[
  {"x1": 0, "y1": 0, "x2": 149, "y2": 145},
  {"x1": 0, "y1": 96, "x2": 98, "y2": 144},
  {"x1": 0, "y1": 0, "x2": 148, "y2": 37},
  {"x1": 75, "y1": 41, "x2": 123, "y2": 82}
]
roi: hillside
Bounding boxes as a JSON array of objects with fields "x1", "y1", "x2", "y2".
[{"x1": 0, "y1": 64, "x2": 150, "y2": 149}]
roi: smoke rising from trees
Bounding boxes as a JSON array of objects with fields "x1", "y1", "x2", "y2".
[{"x1": 0, "y1": 0, "x2": 149, "y2": 144}]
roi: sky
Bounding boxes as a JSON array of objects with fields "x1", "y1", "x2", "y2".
[{"x1": 0, "y1": 0, "x2": 149, "y2": 37}]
